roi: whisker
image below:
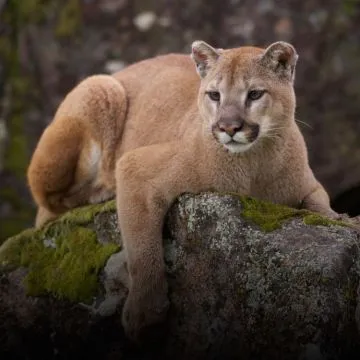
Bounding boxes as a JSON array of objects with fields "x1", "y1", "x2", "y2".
[
  {"x1": 265, "y1": 128, "x2": 287, "y2": 136},
  {"x1": 269, "y1": 127, "x2": 283, "y2": 132},
  {"x1": 295, "y1": 119, "x2": 313, "y2": 129},
  {"x1": 261, "y1": 134, "x2": 279, "y2": 141},
  {"x1": 266, "y1": 126, "x2": 288, "y2": 131}
]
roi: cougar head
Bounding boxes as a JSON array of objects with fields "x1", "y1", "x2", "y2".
[{"x1": 191, "y1": 40, "x2": 298, "y2": 153}]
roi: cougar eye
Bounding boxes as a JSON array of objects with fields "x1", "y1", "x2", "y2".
[
  {"x1": 248, "y1": 90, "x2": 265, "y2": 101},
  {"x1": 207, "y1": 91, "x2": 221, "y2": 102}
]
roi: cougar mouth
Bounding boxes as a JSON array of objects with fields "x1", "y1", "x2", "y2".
[
  {"x1": 223, "y1": 141, "x2": 253, "y2": 153},
  {"x1": 213, "y1": 124, "x2": 260, "y2": 153}
]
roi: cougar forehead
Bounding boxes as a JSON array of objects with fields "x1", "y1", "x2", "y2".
[
  {"x1": 220, "y1": 47, "x2": 265, "y2": 77},
  {"x1": 207, "y1": 47, "x2": 270, "y2": 89}
]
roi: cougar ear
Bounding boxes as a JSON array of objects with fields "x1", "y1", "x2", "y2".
[
  {"x1": 261, "y1": 41, "x2": 298, "y2": 82},
  {"x1": 191, "y1": 40, "x2": 220, "y2": 78}
]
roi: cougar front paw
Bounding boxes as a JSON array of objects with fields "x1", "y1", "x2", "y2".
[{"x1": 121, "y1": 283, "x2": 169, "y2": 342}]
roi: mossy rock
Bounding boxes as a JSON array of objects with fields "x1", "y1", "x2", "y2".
[
  {"x1": 237, "y1": 195, "x2": 348, "y2": 232},
  {"x1": 0, "y1": 194, "x2": 352, "y2": 305},
  {"x1": 1, "y1": 193, "x2": 360, "y2": 359},
  {"x1": 0, "y1": 200, "x2": 120, "y2": 303}
]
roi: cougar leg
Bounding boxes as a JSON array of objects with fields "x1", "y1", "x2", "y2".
[
  {"x1": 27, "y1": 75, "x2": 128, "y2": 226},
  {"x1": 35, "y1": 206, "x2": 58, "y2": 228},
  {"x1": 115, "y1": 141, "x2": 205, "y2": 340}
]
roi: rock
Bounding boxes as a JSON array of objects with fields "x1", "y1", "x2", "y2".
[{"x1": 0, "y1": 192, "x2": 360, "y2": 359}]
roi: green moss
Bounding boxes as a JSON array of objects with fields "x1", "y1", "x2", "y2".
[
  {"x1": 237, "y1": 195, "x2": 348, "y2": 232},
  {"x1": 0, "y1": 204, "x2": 120, "y2": 303},
  {"x1": 59, "y1": 200, "x2": 116, "y2": 225},
  {"x1": 239, "y1": 196, "x2": 305, "y2": 232},
  {"x1": 302, "y1": 214, "x2": 345, "y2": 227},
  {"x1": 56, "y1": 0, "x2": 81, "y2": 38}
]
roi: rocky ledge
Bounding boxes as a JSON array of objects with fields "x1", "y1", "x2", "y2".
[{"x1": 0, "y1": 193, "x2": 360, "y2": 360}]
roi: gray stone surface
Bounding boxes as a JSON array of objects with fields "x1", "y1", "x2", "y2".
[{"x1": 1, "y1": 193, "x2": 360, "y2": 359}]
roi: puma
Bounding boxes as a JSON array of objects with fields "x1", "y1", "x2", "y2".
[{"x1": 27, "y1": 41, "x2": 340, "y2": 340}]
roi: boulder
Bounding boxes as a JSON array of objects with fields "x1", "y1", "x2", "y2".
[{"x1": 0, "y1": 193, "x2": 360, "y2": 359}]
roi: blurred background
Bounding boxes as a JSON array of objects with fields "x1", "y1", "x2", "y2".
[{"x1": 0, "y1": 0, "x2": 360, "y2": 242}]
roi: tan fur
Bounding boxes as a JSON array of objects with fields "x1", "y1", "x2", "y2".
[
  {"x1": 27, "y1": 41, "x2": 339, "y2": 340},
  {"x1": 28, "y1": 75, "x2": 126, "y2": 223}
]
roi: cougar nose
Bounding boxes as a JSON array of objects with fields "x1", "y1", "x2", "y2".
[{"x1": 218, "y1": 119, "x2": 244, "y2": 137}]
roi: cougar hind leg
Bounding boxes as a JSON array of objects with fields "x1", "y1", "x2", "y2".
[
  {"x1": 35, "y1": 206, "x2": 58, "y2": 228},
  {"x1": 72, "y1": 75, "x2": 128, "y2": 191},
  {"x1": 27, "y1": 75, "x2": 128, "y2": 227},
  {"x1": 27, "y1": 120, "x2": 83, "y2": 218}
]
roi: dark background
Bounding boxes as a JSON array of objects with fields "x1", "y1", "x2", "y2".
[{"x1": 1, "y1": 0, "x2": 360, "y2": 242}]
